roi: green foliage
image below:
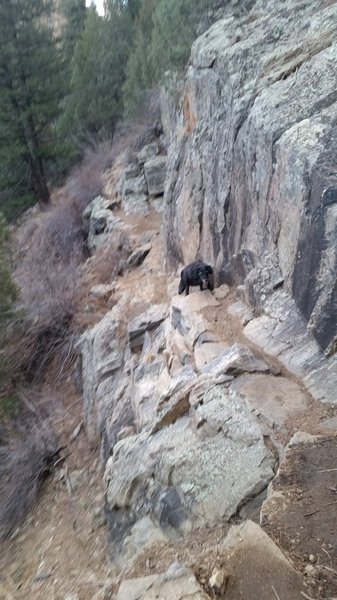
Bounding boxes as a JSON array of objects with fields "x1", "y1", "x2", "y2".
[
  {"x1": 150, "y1": 0, "x2": 202, "y2": 81},
  {"x1": 60, "y1": 3, "x2": 132, "y2": 140},
  {"x1": 60, "y1": 0, "x2": 87, "y2": 62},
  {"x1": 123, "y1": 0, "x2": 206, "y2": 116},
  {"x1": 123, "y1": 0, "x2": 156, "y2": 116},
  {"x1": 0, "y1": 0, "x2": 65, "y2": 219},
  {"x1": 127, "y1": 0, "x2": 142, "y2": 21}
]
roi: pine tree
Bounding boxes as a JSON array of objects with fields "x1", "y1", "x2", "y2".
[
  {"x1": 150, "y1": 0, "x2": 202, "y2": 82},
  {"x1": 123, "y1": 0, "x2": 156, "y2": 116},
  {"x1": 123, "y1": 0, "x2": 206, "y2": 117},
  {"x1": 61, "y1": 2, "x2": 133, "y2": 137},
  {"x1": 126, "y1": 0, "x2": 141, "y2": 22},
  {"x1": 60, "y1": 0, "x2": 87, "y2": 62},
  {"x1": 0, "y1": 0, "x2": 64, "y2": 218}
]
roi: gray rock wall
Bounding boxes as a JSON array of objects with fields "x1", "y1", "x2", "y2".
[{"x1": 162, "y1": 0, "x2": 337, "y2": 352}]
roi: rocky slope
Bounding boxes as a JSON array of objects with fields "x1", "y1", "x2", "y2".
[{"x1": 77, "y1": 195, "x2": 336, "y2": 599}]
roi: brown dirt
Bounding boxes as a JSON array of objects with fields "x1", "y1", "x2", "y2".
[
  {"x1": 263, "y1": 435, "x2": 337, "y2": 599},
  {"x1": 123, "y1": 523, "x2": 231, "y2": 597}
]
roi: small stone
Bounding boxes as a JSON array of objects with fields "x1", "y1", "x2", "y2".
[
  {"x1": 304, "y1": 564, "x2": 316, "y2": 576},
  {"x1": 9, "y1": 527, "x2": 21, "y2": 540},
  {"x1": 272, "y1": 277, "x2": 284, "y2": 290},
  {"x1": 209, "y1": 567, "x2": 228, "y2": 593},
  {"x1": 89, "y1": 284, "x2": 115, "y2": 300},
  {"x1": 91, "y1": 507, "x2": 107, "y2": 530},
  {"x1": 68, "y1": 469, "x2": 87, "y2": 491},
  {"x1": 117, "y1": 425, "x2": 136, "y2": 440},
  {"x1": 33, "y1": 570, "x2": 53, "y2": 582},
  {"x1": 69, "y1": 422, "x2": 83, "y2": 443},
  {"x1": 214, "y1": 284, "x2": 230, "y2": 300},
  {"x1": 309, "y1": 554, "x2": 316, "y2": 563},
  {"x1": 127, "y1": 243, "x2": 152, "y2": 269}
]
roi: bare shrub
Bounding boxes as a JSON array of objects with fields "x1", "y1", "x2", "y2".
[
  {"x1": 11, "y1": 199, "x2": 87, "y2": 382},
  {"x1": 63, "y1": 135, "x2": 120, "y2": 211},
  {"x1": 64, "y1": 94, "x2": 162, "y2": 202},
  {"x1": 63, "y1": 161, "x2": 105, "y2": 210},
  {"x1": 0, "y1": 403, "x2": 58, "y2": 539},
  {"x1": 112, "y1": 87, "x2": 162, "y2": 163}
]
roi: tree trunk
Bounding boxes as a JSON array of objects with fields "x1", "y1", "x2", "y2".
[{"x1": 29, "y1": 154, "x2": 51, "y2": 208}]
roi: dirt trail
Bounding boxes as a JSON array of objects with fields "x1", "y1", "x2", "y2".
[{"x1": 1, "y1": 207, "x2": 336, "y2": 600}]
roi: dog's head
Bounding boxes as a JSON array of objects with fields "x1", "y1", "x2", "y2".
[{"x1": 197, "y1": 267, "x2": 210, "y2": 289}]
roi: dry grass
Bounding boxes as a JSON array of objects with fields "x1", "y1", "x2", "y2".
[
  {"x1": 62, "y1": 135, "x2": 120, "y2": 210},
  {"x1": 10, "y1": 199, "x2": 87, "y2": 382},
  {"x1": 63, "y1": 162, "x2": 104, "y2": 210}
]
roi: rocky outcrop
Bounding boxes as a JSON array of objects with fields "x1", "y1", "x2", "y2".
[
  {"x1": 117, "y1": 138, "x2": 167, "y2": 215},
  {"x1": 105, "y1": 383, "x2": 275, "y2": 533},
  {"x1": 80, "y1": 282, "x2": 317, "y2": 564},
  {"x1": 162, "y1": 0, "x2": 337, "y2": 358},
  {"x1": 80, "y1": 304, "x2": 130, "y2": 443},
  {"x1": 83, "y1": 196, "x2": 128, "y2": 254},
  {"x1": 143, "y1": 156, "x2": 167, "y2": 196},
  {"x1": 78, "y1": 200, "x2": 336, "y2": 597}
]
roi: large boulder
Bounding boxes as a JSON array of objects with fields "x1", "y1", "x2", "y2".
[
  {"x1": 214, "y1": 521, "x2": 305, "y2": 600},
  {"x1": 83, "y1": 195, "x2": 126, "y2": 254},
  {"x1": 122, "y1": 193, "x2": 149, "y2": 215},
  {"x1": 123, "y1": 175, "x2": 148, "y2": 196},
  {"x1": 104, "y1": 384, "x2": 276, "y2": 557},
  {"x1": 137, "y1": 142, "x2": 159, "y2": 165},
  {"x1": 144, "y1": 156, "x2": 167, "y2": 196},
  {"x1": 80, "y1": 305, "x2": 130, "y2": 442}
]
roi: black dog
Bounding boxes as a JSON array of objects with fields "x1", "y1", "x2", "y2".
[{"x1": 178, "y1": 260, "x2": 214, "y2": 296}]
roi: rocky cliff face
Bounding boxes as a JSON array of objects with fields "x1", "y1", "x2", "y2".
[{"x1": 162, "y1": 0, "x2": 337, "y2": 354}]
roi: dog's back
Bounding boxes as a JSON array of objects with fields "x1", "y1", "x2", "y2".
[{"x1": 178, "y1": 260, "x2": 213, "y2": 295}]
